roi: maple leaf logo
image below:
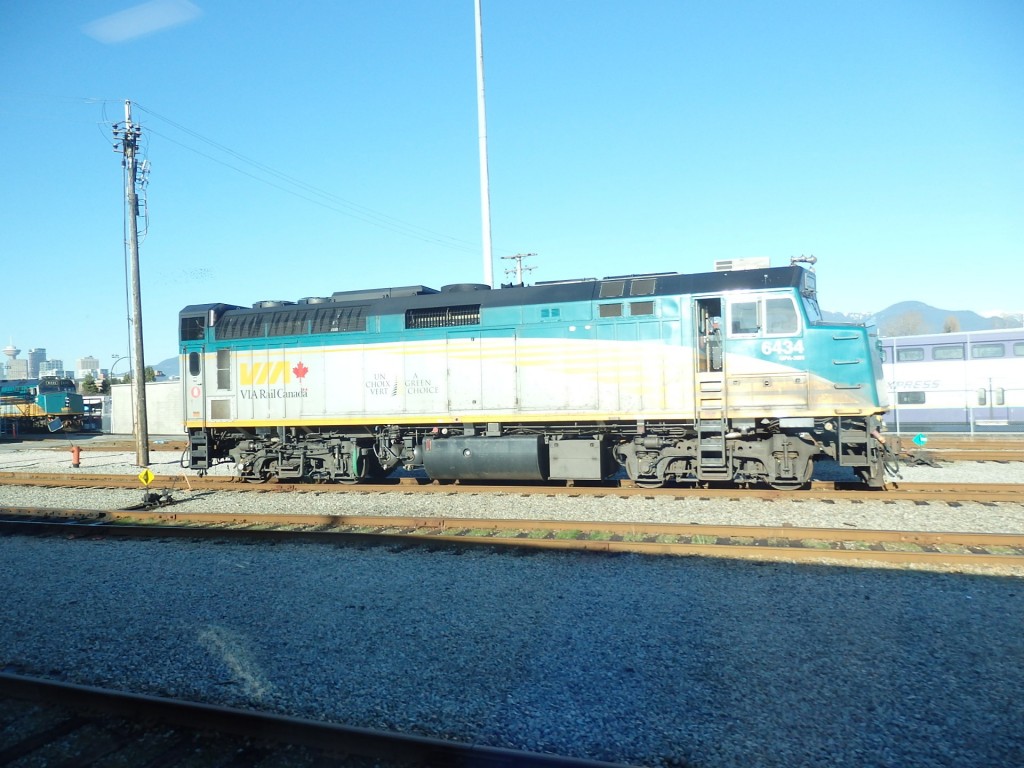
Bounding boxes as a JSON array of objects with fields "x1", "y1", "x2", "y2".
[{"x1": 292, "y1": 361, "x2": 309, "y2": 381}]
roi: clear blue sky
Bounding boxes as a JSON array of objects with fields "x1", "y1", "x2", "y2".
[{"x1": 1, "y1": 0, "x2": 1021, "y2": 371}]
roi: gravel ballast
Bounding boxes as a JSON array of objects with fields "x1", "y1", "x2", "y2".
[
  {"x1": 1, "y1": 440, "x2": 1023, "y2": 766},
  {"x1": 1, "y1": 440, "x2": 1023, "y2": 534}
]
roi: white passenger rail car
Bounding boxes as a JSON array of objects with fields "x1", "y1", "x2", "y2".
[{"x1": 880, "y1": 328, "x2": 1024, "y2": 432}]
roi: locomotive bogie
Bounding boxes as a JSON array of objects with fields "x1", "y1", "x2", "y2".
[{"x1": 180, "y1": 265, "x2": 893, "y2": 488}]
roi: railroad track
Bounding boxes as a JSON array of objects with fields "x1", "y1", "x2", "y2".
[
  {"x1": 896, "y1": 435, "x2": 1024, "y2": 463},
  {"x1": 28, "y1": 434, "x2": 1024, "y2": 456},
  {"x1": 1, "y1": 469, "x2": 1022, "y2": 504},
  {"x1": 3, "y1": 507, "x2": 1023, "y2": 569},
  {"x1": 0, "y1": 673, "x2": 626, "y2": 767}
]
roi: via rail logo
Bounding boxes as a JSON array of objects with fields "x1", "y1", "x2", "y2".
[{"x1": 239, "y1": 361, "x2": 309, "y2": 386}]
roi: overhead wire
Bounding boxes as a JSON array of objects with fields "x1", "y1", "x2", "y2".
[{"x1": 132, "y1": 102, "x2": 485, "y2": 254}]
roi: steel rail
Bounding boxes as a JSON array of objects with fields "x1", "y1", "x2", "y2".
[
  {"x1": 904, "y1": 449, "x2": 1024, "y2": 462},
  {"x1": 0, "y1": 673, "x2": 634, "y2": 768},
  {"x1": 1, "y1": 470, "x2": 1023, "y2": 502},
  {"x1": 3, "y1": 509, "x2": 1023, "y2": 568},
  {"x1": 904, "y1": 436, "x2": 1024, "y2": 448}
]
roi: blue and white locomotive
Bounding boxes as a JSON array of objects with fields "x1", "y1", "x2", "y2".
[
  {"x1": 0, "y1": 376, "x2": 84, "y2": 432},
  {"x1": 179, "y1": 260, "x2": 892, "y2": 488}
]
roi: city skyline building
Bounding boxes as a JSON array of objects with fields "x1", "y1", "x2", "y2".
[
  {"x1": 3, "y1": 342, "x2": 28, "y2": 378},
  {"x1": 27, "y1": 348, "x2": 46, "y2": 378},
  {"x1": 75, "y1": 356, "x2": 101, "y2": 381},
  {"x1": 39, "y1": 359, "x2": 67, "y2": 377}
]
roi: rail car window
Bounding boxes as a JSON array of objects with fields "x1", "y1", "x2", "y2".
[
  {"x1": 180, "y1": 316, "x2": 205, "y2": 341},
  {"x1": 896, "y1": 348, "x2": 924, "y2": 362},
  {"x1": 540, "y1": 308, "x2": 561, "y2": 320},
  {"x1": 932, "y1": 345, "x2": 965, "y2": 360},
  {"x1": 1015, "y1": 342, "x2": 1024, "y2": 357},
  {"x1": 630, "y1": 278, "x2": 656, "y2": 296},
  {"x1": 765, "y1": 298, "x2": 798, "y2": 334},
  {"x1": 730, "y1": 301, "x2": 760, "y2": 335},
  {"x1": 599, "y1": 280, "x2": 625, "y2": 298},
  {"x1": 405, "y1": 304, "x2": 480, "y2": 329},
  {"x1": 599, "y1": 303, "x2": 623, "y2": 318},
  {"x1": 216, "y1": 349, "x2": 231, "y2": 390},
  {"x1": 629, "y1": 301, "x2": 655, "y2": 316},
  {"x1": 971, "y1": 343, "x2": 1004, "y2": 359},
  {"x1": 897, "y1": 392, "x2": 926, "y2": 405},
  {"x1": 188, "y1": 352, "x2": 201, "y2": 377},
  {"x1": 975, "y1": 388, "x2": 1006, "y2": 406}
]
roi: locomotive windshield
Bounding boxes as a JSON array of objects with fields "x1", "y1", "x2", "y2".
[{"x1": 37, "y1": 376, "x2": 75, "y2": 394}]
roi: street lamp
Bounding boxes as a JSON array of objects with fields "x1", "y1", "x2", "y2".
[{"x1": 109, "y1": 354, "x2": 130, "y2": 383}]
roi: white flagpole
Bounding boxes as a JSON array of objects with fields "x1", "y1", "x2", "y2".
[{"x1": 474, "y1": 0, "x2": 494, "y2": 286}]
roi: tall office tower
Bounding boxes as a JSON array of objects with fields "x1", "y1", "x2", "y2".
[
  {"x1": 27, "y1": 348, "x2": 47, "y2": 378},
  {"x1": 76, "y1": 356, "x2": 100, "y2": 380}
]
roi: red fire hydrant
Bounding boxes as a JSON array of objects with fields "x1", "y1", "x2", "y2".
[{"x1": 71, "y1": 445, "x2": 81, "y2": 468}]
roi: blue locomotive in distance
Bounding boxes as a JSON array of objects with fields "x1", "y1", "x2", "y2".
[
  {"x1": 0, "y1": 376, "x2": 84, "y2": 432},
  {"x1": 179, "y1": 260, "x2": 895, "y2": 488}
]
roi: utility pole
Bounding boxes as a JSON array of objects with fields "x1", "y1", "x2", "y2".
[
  {"x1": 113, "y1": 99, "x2": 150, "y2": 467},
  {"x1": 501, "y1": 253, "x2": 536, "y2": 285},
  {"x1": 474, "y1": 0, "x2": 494, "y2": 287}
]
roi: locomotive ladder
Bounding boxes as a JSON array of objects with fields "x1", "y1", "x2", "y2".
[{"x1": 695, "y1": 373, "x2": 730, "y2": 480}]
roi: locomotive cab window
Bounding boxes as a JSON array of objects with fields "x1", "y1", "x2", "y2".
[
  {"x1": 729, "y1": 301, "x2": 760, "y2": 335},
  {"x1": 180, "y1": 315, "x2": 206, "y2": 341},
  {"x1": 764, "y1": 298, "x2": 798, "y2": 335},
  {"x1": 727, "y1": 296, "x2": 801, "y2": 337}
]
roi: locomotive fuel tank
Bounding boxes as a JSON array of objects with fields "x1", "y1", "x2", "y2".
[{"x1": 421, "y1": 435, "x2": 548, "y2": 481}]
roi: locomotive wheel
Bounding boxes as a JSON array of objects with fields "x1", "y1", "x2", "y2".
[{"x1": 336, "y1": 451, "x2": 385, "y2": 484}]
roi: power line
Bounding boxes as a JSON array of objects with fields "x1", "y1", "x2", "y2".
[{"x1": 131, "y1": 103, "x2": 484, "y2": 254}]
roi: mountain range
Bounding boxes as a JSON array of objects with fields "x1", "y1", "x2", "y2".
[
  {"x1": 151, "y1": 302, "x2": 1024, "y2": 379},
  {"x1": 823, "y1": 302, "x2": 1023, "y2": 336}
]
